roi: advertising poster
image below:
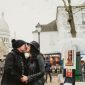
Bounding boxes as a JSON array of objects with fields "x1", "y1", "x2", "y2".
[
  {"x1": 49, "y1": 53, "x2": 61, "y2": 66},
  {"x1": 64, "y1": 49, "x2": 76, "y2": 69},
  {"x1": 44, "y1": 53, "x2": 61, "y2": 73},
  {"x1": 66, "y1": 69, "x2": 73, "y2": 77},
  {"x1": 65, "y1": 50, "x2": 74, "y2": 66}
]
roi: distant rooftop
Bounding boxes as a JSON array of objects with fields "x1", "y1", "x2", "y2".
[
  {"x1": 80, "y1": 2, "x2": 85, "y2": 6},
  {"x1": 33, "y1": 20, "x2": 57, "y2": 33}
]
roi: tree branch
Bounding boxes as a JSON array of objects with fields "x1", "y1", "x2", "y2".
[{"x1": 62, "y1": 0, "x2": 69, "y2": 12}]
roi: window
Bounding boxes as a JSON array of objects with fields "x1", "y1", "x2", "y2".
[{"x1": 82, "y1": 13, "x2": 85, "y2": 25}]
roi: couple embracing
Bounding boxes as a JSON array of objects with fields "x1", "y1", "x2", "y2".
[{"x1": 1, "y1": 39, "x2": 45, "y2": 85}]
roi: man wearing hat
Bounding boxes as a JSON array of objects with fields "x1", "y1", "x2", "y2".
[{"x1": 1, "y1": 39, "x2": 27, "y2": 85}]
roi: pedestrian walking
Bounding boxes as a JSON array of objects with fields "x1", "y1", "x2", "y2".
[
  {"x1": 21, "y1": 41, "x2": 45, "y2": 85},
  {"x1": 1, "y1": 39, "x2": 27, "y2": 85},
  {"x1": 45, "y1": 60, "x2": 52, "y2": 82},
  {"x1": 81, "y1": 62, "x2": 85, "y2": 81}
]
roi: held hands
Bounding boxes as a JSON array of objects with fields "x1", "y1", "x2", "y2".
[{"x1": 20, "y1": 75, "x2": 28, "y2": 84}]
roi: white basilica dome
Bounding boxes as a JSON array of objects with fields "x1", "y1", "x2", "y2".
[
  {"x1": 0, "y1": 12, "x2": 10, "y2": 57},
  {"x1": 0, "y1": 12, "x2": 10, "y2": 34}
]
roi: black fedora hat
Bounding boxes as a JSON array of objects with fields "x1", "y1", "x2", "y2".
[{"x1": 29, "y1": 41, "x2": 40, "y2": 52}]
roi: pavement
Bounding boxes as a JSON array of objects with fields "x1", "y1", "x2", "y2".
[
  {"x1": 0, "y1": 74, "x2": 85, "y2": 85},
  {"x1": 0, "y1": 75, "x2": 59, "y2": 85},
  {"x1": 45, "y1": 76, "x2": 59, "y2": 85},
  {"x1": 45, "y1": 75, "x2": 85, "y2": 85}
]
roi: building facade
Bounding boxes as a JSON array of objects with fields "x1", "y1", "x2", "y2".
[
  {"x1": 57, "y1": 5, "x2": 85, "y2": 53},
  {"x1": 33, "y1": 5, "x2": 85, "y2": 55},
  {"x1": 33, "y1": 20, "x2": 59, "y2": 54},
  {"x1": 0, "y1": 12, "x2": 10, "y2": 59}
]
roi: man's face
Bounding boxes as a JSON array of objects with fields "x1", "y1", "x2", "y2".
[
  {"x1": 25, "y1": 44, "x2": 31, "y2": 53},
  {"x1": 18, "y1": 44, "x2": 27, "y2": 53}
]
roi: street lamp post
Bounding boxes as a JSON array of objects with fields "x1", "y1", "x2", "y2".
[
  {"x1": 35, "y1": 22, "x2": 42, "y2": 49},
  {"x1": 38, "y1": 32, "x2": 40, "y2": 45}
]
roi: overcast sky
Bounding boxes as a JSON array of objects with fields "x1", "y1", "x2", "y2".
[{"x1": 0, "y1": 0, "x2": 84, "y2": 42}]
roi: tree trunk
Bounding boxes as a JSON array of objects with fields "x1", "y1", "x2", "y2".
[{"x1": 68, "y1": 4, "x2": 76, "y2": 37}]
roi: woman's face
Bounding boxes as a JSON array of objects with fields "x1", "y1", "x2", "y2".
[{"x1": 26, "y1": 44, "x2": 31, "y2": 53}]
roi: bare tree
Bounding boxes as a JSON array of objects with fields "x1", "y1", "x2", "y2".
[{"x1": 62, "y1": 0, "x2": 76, "y2": 37}]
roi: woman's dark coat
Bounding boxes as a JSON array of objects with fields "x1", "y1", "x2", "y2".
[
  {"x1": 26, "y1": 54, "x2": 45, "y2": 85},
  {"x1": 1, "y1": 49, "x2": 27, "y2": 85}
]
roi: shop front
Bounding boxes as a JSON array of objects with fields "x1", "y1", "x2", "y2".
[{"x1": 44, "y1": 53, "x2": 61, "y2": 73}]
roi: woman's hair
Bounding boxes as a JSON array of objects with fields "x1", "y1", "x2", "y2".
[{"x1": 30, "y1": 45, "x2": 40, "y2": 59}]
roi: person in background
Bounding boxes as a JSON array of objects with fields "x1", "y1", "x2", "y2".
[
  {"x1": 81, "y1": 61, "x2": 85, "y2": 81},
  {"x1": 1, "y1": 39, "x2": 27, "y2": 85},
  {"x1": 0, "y1": 59, "x2": 5, "y2": 75},
  {"x1": 21, "y1": 41, "x2": 45, "y2": 85},
  {"x1": 45, "y1": 59, "x2": 52, "y2": 82}
]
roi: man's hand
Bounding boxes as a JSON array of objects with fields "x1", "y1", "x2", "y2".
[{"x1": 20, "y1": 75, "x2": 28, "y2": 83}]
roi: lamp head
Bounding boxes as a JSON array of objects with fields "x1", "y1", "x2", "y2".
[{"x1": 36, "y1": 22, "x2": 41, "y2": 32}]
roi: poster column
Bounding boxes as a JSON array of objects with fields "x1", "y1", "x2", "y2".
[{"x1": 63, "y1": 47, "x2": 76, "y2": 85}]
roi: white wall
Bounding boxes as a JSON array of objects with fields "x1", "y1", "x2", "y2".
[
  {"x1": 33, "y1": 31, "x2": 59, "y2": 54},
  {"x1": 57, "y1": 6, "x2": 85, "y2": 53},
  {"x1": 33, "y1": 32, "x2": 38, "y2": 42},
  {"x1": 40, "y1": 31, "x2": 59, "y2": 54}
]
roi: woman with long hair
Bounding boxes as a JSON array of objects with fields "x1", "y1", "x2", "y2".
[{"x1": 21, "y1": 41, "x2": 45, "y2": 85}]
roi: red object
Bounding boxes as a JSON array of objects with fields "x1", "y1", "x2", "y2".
[{"x1": 66, "y1": 69, "x2": 73, "y2": 77}]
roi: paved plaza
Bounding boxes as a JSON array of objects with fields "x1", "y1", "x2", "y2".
[
  {"x1": 45, "y1": 76, "x2": 59, "y2": 85},
  {"x1": 45, "y1": 76, "x2": 85, "y2": 85},
  {"x1": 0, "y1": 74, "x2": 85, "y2": 85}
]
